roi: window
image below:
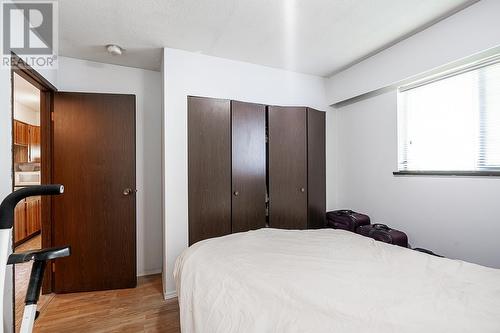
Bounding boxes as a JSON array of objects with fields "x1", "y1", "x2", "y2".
[{"x1": 398, "y1": 57, "x2": 500, "y2": 173}]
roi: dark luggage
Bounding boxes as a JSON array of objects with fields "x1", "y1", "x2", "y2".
[
  {"x1": 356, "y1": 223, "x2": 408, "y2": 248},
  {"x1": 413, "y1": 248, "x2": 443, "y2": 257},
  {"x1": 326, "y1": 210, "x2": 370, "y2": 232}
]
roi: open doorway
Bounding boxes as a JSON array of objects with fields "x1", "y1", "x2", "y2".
[
  {"x1": 11, "y1": 72, "x2": 53, "y2": 332},
  {"x1": 9, "y1": 56, "x2": 137, "y2": 331}
]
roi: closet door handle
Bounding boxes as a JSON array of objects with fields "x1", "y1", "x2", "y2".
[
  {"x1": 123, "y1": 188, "x2": 137, "y2": 196},
  {"x1": 299, "y1": 187, "x2": 305, "y2": 193},
  {"x1": 233, "y1": 191, "x2": 240, "y2": 197}
]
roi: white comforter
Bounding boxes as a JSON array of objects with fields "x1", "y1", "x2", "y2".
[{"x1": 174, "y1": 228, "x2": 500, "y2": 333}]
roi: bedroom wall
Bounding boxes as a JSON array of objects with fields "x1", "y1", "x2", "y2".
[
  {"x1": 162, "y1": 47, "x2": 336, "y2": 296},
  {"x1": 326, "y1": 0, "x2": 500, "y2": 268},
  {"x1": 57, "y1": 57, "x2": 163, "y2": 277},
  {"x1": 2, "y1": 58, "x2": 162, "y2": 332}
]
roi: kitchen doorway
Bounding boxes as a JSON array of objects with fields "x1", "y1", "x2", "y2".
[
  {"x1": 11, "y1": 72, "x2": 52, "y2": 332},
  {"x1": 12, "y1": 72, "x2": 42, "y2": 331},
  {"x1": 9, "y1": 55, "x2": 137, "y2": 331},
  {"x1": 10, "y1": 55, "x2": 57, "y2": 332}
]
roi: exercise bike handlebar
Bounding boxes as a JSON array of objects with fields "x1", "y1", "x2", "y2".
[{"x1": 0, "y1": 185, "x2": 64, "y2": 230}]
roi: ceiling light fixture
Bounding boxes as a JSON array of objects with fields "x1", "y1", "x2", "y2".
[{"x1": 106, "y1": 44, "x2": 123, "y2": 56}]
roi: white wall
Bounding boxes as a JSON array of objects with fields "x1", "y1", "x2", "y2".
[
  {"x1": 1, "y1": 68, "x2": 13, "y2": 333},
  {"x1": 160, "y1": 55, "x2": 167, "y2": 297},
  {"x1": 328, "y1": 0, "x2": 500, "y2": 268},
  {"x1": 57, "y1": 57, "x2": 163, "y2": 276},
  {"x1": 163, "y1": 48, "x2": 335, "y2": 296},
  {"x1": 14, "y1": 102, "x2": 39, "y2": 126},
  {"x1": 337, "y1": 91, "x2": 500, "y2": 267},
  {"x1": 326, "y1": 0, "x2": 500, "y2": 104},
  {"x1": 34, "y1": 67, "x2": 57, "y2": 88},
  {"x1": 1, "y1": 58, "x2": 162, "y2": 332}
]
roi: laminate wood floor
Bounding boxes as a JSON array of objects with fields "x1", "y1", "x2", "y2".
[{"x1": 33, "y1": 274, "x2": 180, "y2": 333}]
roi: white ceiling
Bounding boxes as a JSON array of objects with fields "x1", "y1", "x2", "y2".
[
  {"x1": 58, "y1": 0, "x2": 476, "y2": 76},
  {"x1": 13, "y1": 73, "x2": 40, "y2": 113}
]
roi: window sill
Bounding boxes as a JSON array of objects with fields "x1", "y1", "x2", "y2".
[{"x1": 393, "y1": 171, "x2": 500, "y2": 177}]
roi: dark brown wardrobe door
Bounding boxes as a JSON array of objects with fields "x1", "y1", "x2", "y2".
[
  {"x1": 307, "y1": 108, "x2": 326, "y2": 228},
  {"x1": 268, "y1": 106, "x2": 308, "y2": 229},
  {"x1": 188, "y1": 97, "x2": 231, "y2": 245},
  {"x1": 231, "y1": 101, "x2": 267, "y2": 232}
]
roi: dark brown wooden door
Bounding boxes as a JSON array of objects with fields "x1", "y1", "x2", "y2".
[
  {"x1": 268, "y1": 106, "x2": 307, "y2": 229},
  {"x1": 188, "y1": 96, "x2": 231, "y2": 245},
  {"x1": 231, "y1": 101, "x2": 267, "y2": 233},
  {"x1": 53, "y1": 92, "x2": 136, "y2": 293},
  {"x1": 307, "y1": 108, "x2": 326, "y2": 229}
]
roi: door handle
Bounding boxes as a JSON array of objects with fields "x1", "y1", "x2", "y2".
[
  {"x1": 299, "y1": 187, "x2": 305, "y2": 193},
  {"x1": 233, "y1": 191, "x2": 240, "y2": 197},
  {"x1": 123, "y1": 188, "x2": 137, "y2": 196}
]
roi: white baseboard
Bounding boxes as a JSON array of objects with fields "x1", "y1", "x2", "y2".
[
  {"x1": 164, "y1": 290, "x2": 177, "y2": 300},
  {"x1": 137, "y1": 268, "x2": 162, "y2": 277}
]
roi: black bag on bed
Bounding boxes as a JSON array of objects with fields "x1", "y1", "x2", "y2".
[
  {"x1": 356, "y1": 224, "x2": 408, "y2": 248},
  {"x1": 326, "y1": 210, "x2": 370, "y2": 232}
]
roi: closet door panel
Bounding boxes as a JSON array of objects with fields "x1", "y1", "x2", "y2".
[
  {"x1": 231, "y1": 101, "x2": 267, "y2": 232},
  {"x1": 307, "y1": 108, "x2": 326, "y2": 228},
  {"x1": 268, "y1": 106, "x2": 308, "y2": 229},
  {"x1": 188, "y1": 97, "x2": 231, "y2": 245}
]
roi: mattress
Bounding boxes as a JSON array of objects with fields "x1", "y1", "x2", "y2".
[{"x1": 174, "y1": 228, "x2": 500, "y2": 333}]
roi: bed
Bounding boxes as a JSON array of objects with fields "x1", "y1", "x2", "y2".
[{"x1": 174, "y1": 228, "x2": 500, "y2": 332}]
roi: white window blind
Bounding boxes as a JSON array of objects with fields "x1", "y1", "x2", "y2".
[{"x1": 398, "y1": 58, "x2": 500, "y2": 172}]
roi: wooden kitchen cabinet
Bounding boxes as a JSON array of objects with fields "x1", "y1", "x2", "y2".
[
  {"x1": 14, "y1": 196, "x2": 41, "y2": 245},
  {"x1": 14, "y1": 120, "x2": 41, "y2": 162},
  {"x1": 14, "y1": 145, "x2": 29, "y2": 164},
  {"x1": 26, "y1": 197, "x2": 41, "y2": 235},
  {"x1": 14, "y1": 201, "x2": 27, "y2": 244},
  {"x1": 14, "y1": 120, "x2": 29, "y2": 146},
  {"x1": 28, "y1": 125, "x2": 41, "y2": 162},
  {"x1": 13, "y1": 119, "x2": 42, "y2": 246}
]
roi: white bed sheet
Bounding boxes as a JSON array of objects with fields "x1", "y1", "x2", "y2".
[{"x1": 174, "y1": 228, "x2": 500, "y2": 333}]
